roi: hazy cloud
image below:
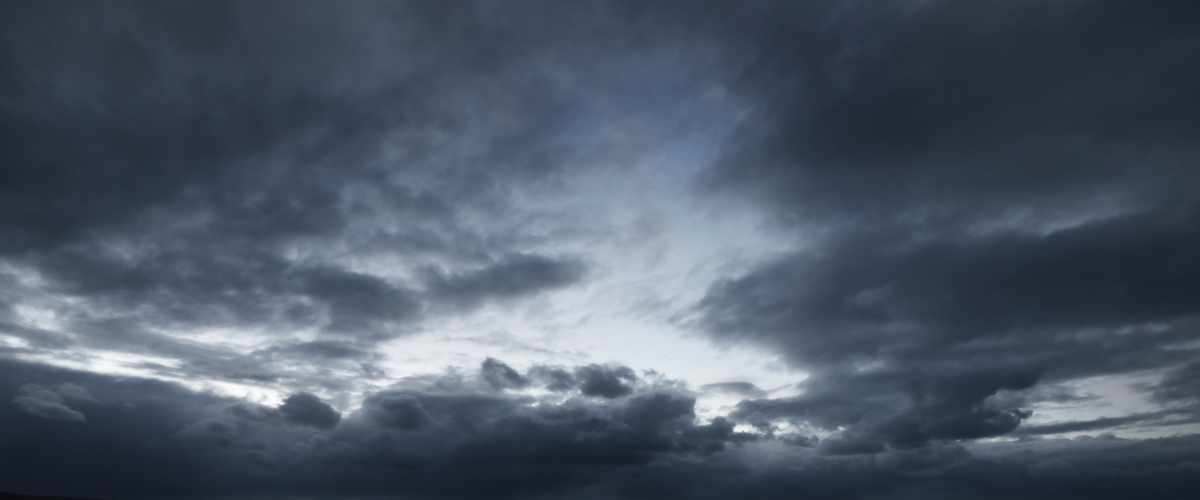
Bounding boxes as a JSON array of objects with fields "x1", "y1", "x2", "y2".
[
  {"x1": 576, "y1": 364, "x2": 638, "y2": 399},
  {"x1": 12, "y1": 384, "x2": 85, "y2": 422}
]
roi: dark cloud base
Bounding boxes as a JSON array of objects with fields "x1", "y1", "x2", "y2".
[
  {"x1": 3, "y1": 358, "x2": 1200, "y2": 500},
  {"x1": 692, "y1": 0, "x2": 1200, "y2": 462}
]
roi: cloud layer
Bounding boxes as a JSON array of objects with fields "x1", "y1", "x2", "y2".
[{"x1": 2, "y1": 1, "x2": 1199, "y2": 499}]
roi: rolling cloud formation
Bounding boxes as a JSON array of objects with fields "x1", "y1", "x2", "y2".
[{"x1": 1, "y1": 1, "x2": 1199, "y2": 499}]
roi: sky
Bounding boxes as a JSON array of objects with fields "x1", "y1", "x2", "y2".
[{"x1": 1, "y1": 1, "x2": 1199, "y2": 499}]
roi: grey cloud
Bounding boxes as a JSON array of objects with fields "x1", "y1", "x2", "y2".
[
  {"x1": 424, "y1": 254, "x2": 587, "y2": 311},
  {"x1": 691, "y1": 0, "x2": 1200, "y2": 455},
  {"x1": 700, "y1": 382, "x2": 768, "y2": 399},
  {"x1": 257, "y1": 341, "x2": 372, "y2": 361},
  {"x1": 576, "y1": 364, "x2": 637, "y2": 399},
  {"x1": 778, "y1": 433, "x2": 819, "y2": 448},
  {"x1": 3, "y1": 1, "x2": 1200, "y2": 499},
  {"x1": 180, "y1": 417, "x2": 243, "y2": 448},
  {"x1": 12, "y1": 384, "x2": 85, "y2": 422},
  {"x1": 0, "y1": 0, "x2": 654, "y2": 385},
  {"x1": 529, "y1": 365, "x2": 576, "y2": 392},
  {"x1": 352, "y1": 385, "x2": 751, "y2": 469},
  {"x1": 699, "y1": 210, "x2": 1200, "y2": 450},
  {"x1": 1153, "y1": 361, "x2": 1200, "y2": 405},
  {"x1": 702, "y1": 1, "x2": 1200, "y2": 226},
  {"x1": 701, "y1": 207, "x2": 1200, "y2": 366},
  {"x1": 367, "y1": 394, "x2": 431, "y2": 431},
  {"x1": 522, "y1": 363, "x2": 640, "y2": 398},
  {"x1": 296, "y1": 266, "x2": 422, "y2": 337},
  {"x1": 1, "y1": 358, "x2": 1198, "y2": 500},
  {"x1": 1014, "y1": 411, "x2": 1197, "y2": 437},
  {"x1": 278, "y1": 392, "x2": 340, "y2": 430},
  {"x1": 480, "y1": 357, "x2": 530, "y2": 391},
  {"x1": 0, "y1": 321, "x2": 74, "y2": 350},
  {"x1": 54, "y1": 382, "x2": 96, "y2": 402},
  {"x1": 730, "y1": 367, "x2": 1039, "y2": 452}
]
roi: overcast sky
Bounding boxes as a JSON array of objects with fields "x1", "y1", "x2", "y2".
[{"x1": 2, "y1": 1, "x2": 1199, "y2": 499}]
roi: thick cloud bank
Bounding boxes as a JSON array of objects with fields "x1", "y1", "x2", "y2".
[
  {"x1": 2, "y1": 359, "x2": 1199, "y2": 500},
  {"x1": 695, "y1": 0, "x2": 1200, "y2": 458},
  {"x1": 2, "y1": 1, "x2": 1199, "y2": 499},
  {"x1": 0, "y1": 359, "x2": 755, "y2": 499}
]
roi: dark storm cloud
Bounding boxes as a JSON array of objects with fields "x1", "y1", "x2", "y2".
[
  {"x1": 480, "y1": 357, "x2": 530, "y2": 391},
  {"x1": 702, "y1": 0, "x2": 1200, "y2": 224},
  {"x1": 528, "y1": 364, "x2": 576, "y2": 392},
  {"x1": 693, "y1": 0, "x2": 1200, "y2": 455},
  {"x1": 367, "y1": 393, "x2": 431, "y2": 431},
  {"x1": 702, "y1": 207, "x2": 1200, "y2": 450},
  {"x1": 576, "y1": 363, "x2": 638, "y2": 399},
  {"x1": 491, "y1": 362, "x2": 641, "y2": 399},
  {"x1": 278, "y1": 392, "x2": 340, "y2": 429},
  {"x1": 0, "y1": 0, "x2": 668, "y2": 384},
  {"x1": 0, "y1": 358, "x2": 760, "y2": 500},
  {"x1": 2, "y1": 358, "x2": 1198, "y2": 500},
  {"x1": 3, "y1": 1, "x2": 1200, "y2": 499},
  {"x1": 295, "y1": 266, "x2": 422, "y2": 337}
]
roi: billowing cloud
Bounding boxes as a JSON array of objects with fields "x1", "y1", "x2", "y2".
[
  {"x1": 576, "y1": 364, "x2": 638, "y2": 399},
  {"x1": 0, "y1": 358, "x2": 755, "y2": 499},
  {"x1": 3, "y1": 358, "x2": 1199, "y2": 500},
  {"x1": 692, "y1": 0, "x2": 1200, "y2": 459},
  {"x1": 1, "y1": 1, "x2": 1199, "y2": 499},
  {"x1": 278, "y1": 392, "x2": 341, "y2": 429}
]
